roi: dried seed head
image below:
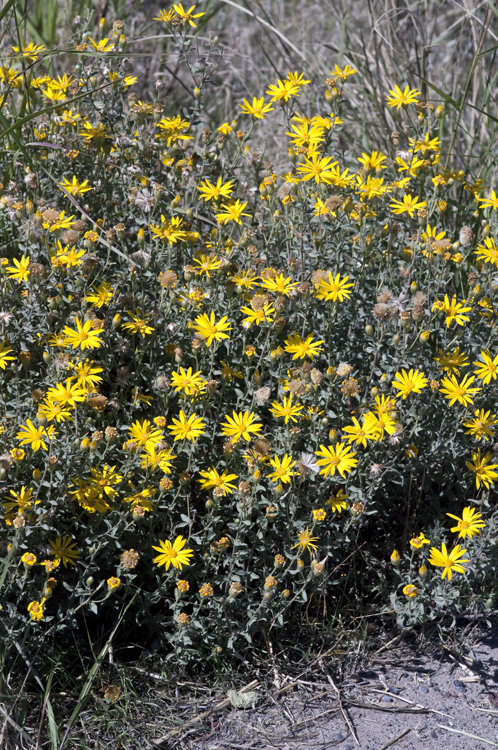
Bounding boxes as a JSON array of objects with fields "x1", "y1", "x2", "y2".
[
  {"x1": 459, "y1": 225, "x2": 473, "y2": 247},
  {"x1": 377, "y1": 288, "x2": 393, "y2": 304},
  {"x1": 255, "y1": 386, "x2": 271, "y2": 405},
  {"x1": 373, "y1": 302, "x2": 393, "y2": 321},
  {"x1": 120, "y1": 549, "x2": 140, "y2": 569}
]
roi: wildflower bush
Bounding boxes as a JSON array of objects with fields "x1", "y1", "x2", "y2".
[{"x1": 1, "y1": 5, "x2": 498, "y2": 667}]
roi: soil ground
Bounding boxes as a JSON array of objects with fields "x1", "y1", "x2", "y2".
[{"x1": 186, "y1": 626, "x2": 498, "y2": 750}]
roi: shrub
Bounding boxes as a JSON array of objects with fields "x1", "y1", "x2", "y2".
[{"x1": 0, "y1": 6, "x2": 497, "y2": 666}]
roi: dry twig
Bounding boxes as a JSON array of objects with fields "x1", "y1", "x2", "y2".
[{"x1": 320, "y1": 660, "x2": 359, "y2": 746}]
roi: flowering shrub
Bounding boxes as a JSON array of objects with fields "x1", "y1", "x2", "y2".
[{"x1": 1, "y1": 6, "x2": 498, "y2": 663}]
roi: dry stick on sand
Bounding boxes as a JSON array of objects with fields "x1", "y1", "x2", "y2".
[
  {"x1": 437, "y1": 724, "x2": 498, "y2": 747},
  {"x1": 359, "y1": 686, "x2": 452, "y2": 719},
  {"x1": 377, "y1": 727, "x2": 412, "y2": 750},
  {"x1": 320, "y1": 660, "x2": 360, "y2": 746},
  {"x1": 152, "y1": 680, "x2": 260, "y2": 746}
]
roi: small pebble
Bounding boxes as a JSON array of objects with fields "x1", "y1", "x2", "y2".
[
  {"x1": 419, "y1": 686, "x2": 429, "y2": 694},
  {"x1": 382, "y1": 695, "x2": 393, "y2": 703},
  {"x1": 333, "y1": 733, "x2": 344, "y2": 741},
  {"x1": 401, "y1": 672, "x2": 408, "y2": 678},
  {"x1": 389, "y1": 685, "x2": 399, "y2": 695},
  {"x1": 453, "y1": 679, "x2": 465, "y2": 689}
]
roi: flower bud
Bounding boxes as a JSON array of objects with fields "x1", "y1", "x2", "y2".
[{"x1": 391, "y1": 549, "x2": 401, "y2": 567}]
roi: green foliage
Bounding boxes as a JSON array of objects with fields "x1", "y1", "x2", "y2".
[{"x1": 0, "y1": 3, "x2": 497, "y2": 699}]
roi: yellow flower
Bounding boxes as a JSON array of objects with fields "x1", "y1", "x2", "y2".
[
  {"x1": 107, "y1": 577, "x2": 121, "y2": 589},
  {"x1": 0, "y1": 340, "x2": 15, "y2": 369},
  {"x1": 46, "y1": 379, "x2": 87, "y2": 408},
  {"x1": 432, "y1": 295, "x2": 471, "y2": 328},
  {"x1": 331, "y1": 63, "x2": 357, "y2": 80},
  {"x1": 42, "y1": 210, "x2": 75, "y2": 232},
  {"x1": 266, "y1": 78, "x2": 300, "y2": 103},
  {"x1": 150, "y1": 215, "x2": 186, "y2": 244},
  {"x1": 220, "y1": 361, "x2": 243, "y2": 382},
  {"x1": 16, "y1": 419, "x2": 56, "y2": 451},
  {"x1": 479, "y1": 190, "x2": 498, "y2": 210},
  {"x1": 152, "y1": 535, "x2": 193, "y2": 570},
  {"x1": 434, "y1": 347, "x2": 469, "y2": 376},
  {"x1": 239, "y1": 96, "x2": 273, "y2": 119},
  {"x1": 198, "y1": 178, "x2": 234, "y2": 202},
  {"x1": 88, "y1": 37, "x2": 115, "y2": 53},
  {"x1": 21, "y1": 552, "x2": 37, "y2": 566},
  {"x1": 297, "y1": 152, "x2": 338, "y2": 184},
  {"x1": 63, "y1": 317, "x2": 103, "y2": 350},
  {"x1": 6, "y1": 255, "x2": 30, "y2": 283},
  {"x1": 389, "y1": 194, "x2": 427, "y2": 217},
  {"x1": 325, "y1": 490, "x2": 349, "y2": 513},
  {"x1": 313, "y1": 509, "x2": 326, "y2": 521},
  {"x1": 173, "y1": 3, "x2": 204, "y2": 27},
  {"x1": 221, "y1": 410, "x2": 262, "y2": 443},
  {"x1": 315, "y1": 442, "x2": 358, "y2": 478},
  {"x1": 403, "y1": 584, "x2": 417, "y2": 598},
  {"x1": 240, "y1": 302, "x2": 275, "y2": 328},
  {"x1": 168, "y1": 411, "x2": 206, "y2": 442},
  {"x1": 215, "y1": 200, "x2": 250, "y2": 224},
  {"x1": 192, "y1": 254, "x2": 222, "y2": 278},
  {"x1": 154, "y1": 9, "x2": 176, "y2": 23},
  {"x1": 267, "y1": 454, "x2": 296, "y2": 484},
  {"x1": 473, "y1": 350, "x2": 498, "y2": 385},
  {"x1": 386, "y1": 84, "x2": 421, "y2": 109},
  {"x1": 123, "y1": 484, "x2": 156, "y2": 511},
  {"x1": 129, "y1": 419, "x2": 164, "y2": 452},
  {"x1": 199, "y1": 583, "x2": 214, "y2": 596},
  {"x1": 122, "y1": 313, "x2": 154, "y2": 338},
  {"x1": 217, "y1": 122, "x2": 232, "y2": 135},
  {"x1": 193, "y1": 312, "x2": 231, "y2": 346},
  {"x1": 269, "y1": 395, "x2": 303, "y2": 424},
  {"x1": 284, "y1": 332, "x2": 324, "y2": 360},
  {"x1": 463, "y1": 409, "x2": 498, "y2": 442},
  {"x1": 475, "y1": 236, "x2": 498, "y2": 267},
  {"x1": 447, "y1": 506, "x2": 486, "y2": 539},
  {"x1": 392, "y1": 369, "x2": 428, "y2": 399},
  {"x1": 358, "y1": 150, "x2": 387, "y2": 171},
  {"x1": 466, "y1": 449, "x2": 498, "y2": 490},
  {"x1": 313, "y1": 272, "x2": 354, "y2": 302},
  {"x1": 410, "y1": 532, "x2": 430, "y2": 549},
  {"x1": 12, "y1": 42, "x2": 45, "y2": 60},
  {"x1": 291, "y1": 527, "x2": 319, "y2": 557},
  {"x1": 3, "y1": 486, "x2": 39, "y2": 515},
  {"x1": 140, "y1": 445, "x2": 177, "y2": 474},
  {"x1": 342, "y1": 414, "x2": 379, "y2": 447},
  {"x1": 27, "y1": 599, "x2": 46, "y2": 621},
  {"x1": 260, "y1": 272, "x2": 298, "y2": 296},
  {"x1": 58, "y1": 176, "x2": 93, "y2": 196},
  {"x1": 84, "y1": 281, "x2": 113, "y2": 308},
  {"x1": 198, "y1": 467, "x2": 238, "y2": 495},
  {"x1": 229, "y1": 270, "x2": 259, "y2": 290},
  {"x1": 49, "y1": 535, "x2": 80, "y2": 567},
  {"x1": 428, "y1": 543, "x2": 469, "y2": 581},
  {"x1": 440, "y1": 373, "x2": 481, "y2": 407},
  {"x1": 155, "y1": 115, "x2": 192, "y2": 146},
  {"x1": 171, "y1": 367, "x2": 205, "y2": 396}
]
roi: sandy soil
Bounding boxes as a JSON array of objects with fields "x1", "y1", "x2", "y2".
[{"x1": 192, "y1": 627, "x2": 498, "y2": 750}]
